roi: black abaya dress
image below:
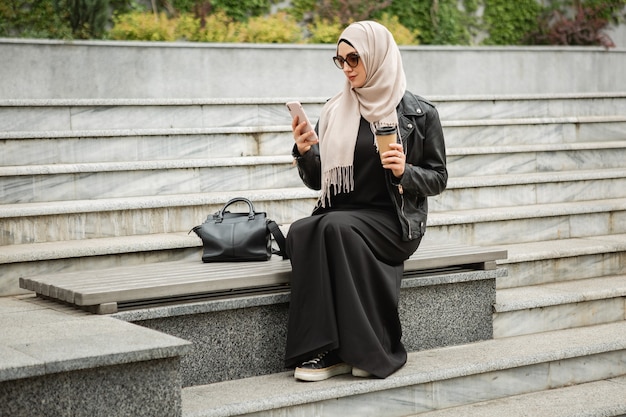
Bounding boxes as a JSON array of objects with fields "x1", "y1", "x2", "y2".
[{"x1": 284, "y1": 118, "x2": 421, "y2": 378}]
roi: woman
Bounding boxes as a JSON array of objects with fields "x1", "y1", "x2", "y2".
[{"x1": 285, "y1": 21, "x2": 447, "y2": 382}]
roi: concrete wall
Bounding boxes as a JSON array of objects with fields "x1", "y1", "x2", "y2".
[
  {"x1": 607, "y1": 23, "x2": 626, "y2": 48},
  {"x1": 1, "y1": 38, "x2": 625, "y2": 99}
]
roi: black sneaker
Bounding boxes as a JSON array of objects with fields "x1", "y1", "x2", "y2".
[{"x1": 294, "y1": 350, "x2": 351, "y2": 382}]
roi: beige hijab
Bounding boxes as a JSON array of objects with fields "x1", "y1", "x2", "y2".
[{"x1": 317, "y1": 21, "x2": 407, "y2": 206}]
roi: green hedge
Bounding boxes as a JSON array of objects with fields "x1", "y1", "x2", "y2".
[
  {"x1": 108, "y1": 10, "x2": 418, "y2": 44},
  {"x1": 2, "y1": 0, "x2": 625, "y2": 45},
  {"x1": 482, "y1": 0, "x2": 542, "y2": 45}
]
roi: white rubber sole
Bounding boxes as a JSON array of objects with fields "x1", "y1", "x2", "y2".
[
  {"x1": 352, "y1": 367, "x2": 372, "y2": 378},
  {"x1": 294, "y1": 362, "x2": 352, "y2": 382}
]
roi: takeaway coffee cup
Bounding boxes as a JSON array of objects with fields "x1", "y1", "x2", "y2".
[{"x1": 375, "y1": 125, "x2": 398, "y2": 162}]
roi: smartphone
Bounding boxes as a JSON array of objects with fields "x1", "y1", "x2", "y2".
[{"x1": 286, "y1": 101, "x2": 318, "y2": 140}]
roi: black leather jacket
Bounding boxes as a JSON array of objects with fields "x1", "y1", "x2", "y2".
[{"x1": 292, "y1": 91, "x2": 448, "y2": 241}]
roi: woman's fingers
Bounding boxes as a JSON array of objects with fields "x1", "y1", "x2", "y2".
[
  {"x1": 292, "y1": 117, "x2": 318, "y2": 155},
  {"x1": 382, "y1": 143, "x2": 405, "y2": 177}
]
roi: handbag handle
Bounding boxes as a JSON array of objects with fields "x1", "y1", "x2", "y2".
[{"x1": 217, "y1": 197, "x2": 256, "y2": 223}]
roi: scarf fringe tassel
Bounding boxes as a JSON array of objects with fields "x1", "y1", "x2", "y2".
[{"x1": 319, "y1": 165, "x2": 354, "y2": 208}]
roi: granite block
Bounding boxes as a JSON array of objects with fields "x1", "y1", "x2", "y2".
[
  {"x1": 0, "y1": 295, "x2": 193, "y2": 417},
  {"x1": 0, "y1": 357, "x2": 183, "y2": 417},
  {"x1": 399, "y1": 279, "x2": 496, "y2": 351},
  {"x1": 0, "y1": 297, "x2": 192, "y2": 383},
  {"x1": 123, "y1": 269, "x2": 502, "y2": 386},
  {"x1": 135, "y1": 302, "x2": 290, "y2": 387},
  {"x1": 0, "y1": 345, "x2": 43, "y2": 381}
]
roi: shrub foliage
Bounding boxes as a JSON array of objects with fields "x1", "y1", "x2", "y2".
[
  {"x1": 526, "y1": 2, "x2": 620, "y2": 47},
  {"x1": 2, "y1": 0, "x2": 625, "y2": 45}
]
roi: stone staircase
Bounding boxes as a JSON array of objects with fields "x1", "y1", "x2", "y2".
[{"x1": 1, "y1": 93, "x2": 626, "y2": 415}]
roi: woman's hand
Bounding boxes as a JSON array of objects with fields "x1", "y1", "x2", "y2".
[
  {"x1": 292, "y1": 116, "x2": 318, "y2": 156},
  {"x1": 381, "y1": 142, "x2": 406, "y2": 178}
]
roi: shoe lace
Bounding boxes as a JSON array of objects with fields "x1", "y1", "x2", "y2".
[{"x1": 302, "y1": 351, "x2": 328, "y2": 366}]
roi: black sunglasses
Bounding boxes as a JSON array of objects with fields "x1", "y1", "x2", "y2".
[{"x1": 333, "y1": 53, "x2": 360, "y2": 69}]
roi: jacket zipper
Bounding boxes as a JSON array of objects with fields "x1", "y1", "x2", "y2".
[
  {"x1": 397, "y1": 127, "x2": 413, "y2": 240},
  {"x1": 397, "y1": 184, "x2": 412, "y2": 239}
]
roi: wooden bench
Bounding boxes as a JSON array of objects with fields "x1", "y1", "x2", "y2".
[
  {"x1": 20, "y1": 243, "x2": 507, "y2": 314},
  {"x1": 19, "y1": 242, "x2": 507, "y2": 385}
]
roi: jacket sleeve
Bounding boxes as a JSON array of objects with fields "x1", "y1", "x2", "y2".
[
  {"x1": 292, "y1": 142, "x2": 322, "y2": 190},
  {"x1": 400, "y1": 104, "x2": 448, "y2": 197}
]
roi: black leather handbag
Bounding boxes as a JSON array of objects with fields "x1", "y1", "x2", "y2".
[{"x1": 190, "y1": 197, "x2": 288, "y2": 262}]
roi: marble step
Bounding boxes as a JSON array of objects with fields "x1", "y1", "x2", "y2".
[
  {"x1": 442, "y1": 115, "x2": 626, "y2": 148},
  {"x1": 3, "y1": 115, "x2": 626, "y2": 173},
  {"x1": 0, "y1": 156, "x2": 303, "y2": 204},
  {"x1": 180, "y1": 322, "x2": 626, "y2": 417},
  {"x1": 0, "y1": 116, "x2": 626, "y2": 166},
  {"x1": 2, "y1": 197, "x2": 626, "y2": 261},
  {"x1": 0, "y1": 232, "x2": 201, "y2": 297},
  {"x1": 4, "y1": 193, "x2": 626, "y2": 273},
  {"x1": 0, "y1": 98, "x2": 324, "y2": 132},
  {"x1": 437, "y1": 168, "x2": 626, "y2": 211},
  {"x1": 427, "y1": 197, "x2": 626, "y2": 246},
  {"x1": 432, "y1": 92, "x2": 626, "y2": 121},
  {"x1": 495, "y1": 234, "x2": 626, "y2": 289},
  {"x1": 2, "y1": 171, "x2": 625, "y2": 245},
  {"x1": 447, "y1": 141, "x2": 626, "y2": 177},
  {"x1": 2, "y1": 140, "x2": 625, "y2": 204},
  {"x1": 2, "y1": 217, "x2": 624, "y2": 299},
  {"x1": 1, "y1": 93, "x2": 624, "y2": 132},
  {"x1": 0, "y1": 127, "x2": 294, "y2": 165},
  {"x1": 410, "y1": 376, "x2": 626, "y2": 417},
  {"x1": 494, "y1": 274, "x2": 626, "y2": 338},
  {"x1": 7, "y1": 227, "x2": 620, "y2": 294},
  {"x1": 0, "y1": 188, "x2": 318, "y2": 245},
  {"x1": 1, "y1": 117, "x2": 624, "y2": 166}
]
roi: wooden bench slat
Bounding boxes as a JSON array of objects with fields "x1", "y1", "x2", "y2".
[
  {"x1": 39, "y1": 247, "x2": 499, "y2": 293},
  {"x1": 405, "y1": 248, "x2": 506, "y2": 271},
  {"x1": 22, "y1": 246, "x2": 442, "y2": 289},
  {"x1": 20, "y1": 244, "x2": 507, "y2": 309},
  {"x1": 75, "y1": 272, "x2": 292, "y2": 306},
  {"x1": 48, "y1": 262, "x2": 289, "y2": 287},
  {"x1": 78, "y1": 266, "x2": 304, "y2": 304}
]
